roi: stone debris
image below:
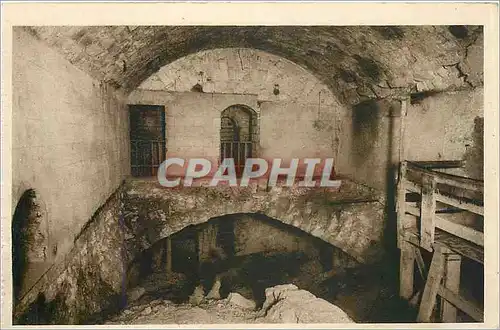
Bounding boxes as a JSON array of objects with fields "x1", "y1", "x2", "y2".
[
  {"x1": 259, "y1": 284, "x2": 355, "y2": 323},
  {"x1": 105, "y1": 284, "x2": 354, "y2": 325},
  {"x1": 126, "y1": 286, "x2": 145, "y2": 303},
  {"x1": 205, "y1": 277, "x2": 222, "y2": 300},
  {"x1": 140, "y1": 306, "x2": 152, "y2": 316},
  {"x1": 188, "y1": 285, "x2": 205, "y2": 306},
  {"x1": 227, "y1": 292, "x2": 256, "y2": 310}
]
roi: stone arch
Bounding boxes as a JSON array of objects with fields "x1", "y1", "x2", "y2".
[
  {"x1": 12, "y1": 189, "x2": 50, "y2": 302},
  {"x1": 122, "y1": 182, "x2": 385, "y2": 267}
]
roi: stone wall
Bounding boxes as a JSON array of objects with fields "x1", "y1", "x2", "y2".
[
  {"x1": 12, "y1": 27, "x2": 130, "y2": 268},
  {"x1": 233, "y1": 215, "x2": 324, "y2": 258},
  {"x1": 336, "y1": 89, "x2": 484, "y2": 191},
  {"x1": 131, "y1": 48, "x2": 348, "y2": 175},
  {"x1": 405, "y1": 89, "x2": 484, "y2": 179},
  {"x1": 14, "y1": 186, "x2": 126, "y2": 325},
  {"x1": 138, "y1": 48, "x2": 341, "y2": 106},
  {"x1": 334, "y1": 99, "x2": 402, "y2": 191}
]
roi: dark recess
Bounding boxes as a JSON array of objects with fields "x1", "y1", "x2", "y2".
[
  {"x1": 374, "y1": 26, "x2": 405, "y2": 40},
  {"x1": 448, "y1": 25, "x2": 469, "y2": 39},
  {"x1": 352, "y1": 99, "x2": 380, "y2": 163},
  {"x1": 410, "y1": 90, "x2": 440, "y2": 105},
  {"x1": 354, "y1": 55, "x2": 381, "y2": 81}
]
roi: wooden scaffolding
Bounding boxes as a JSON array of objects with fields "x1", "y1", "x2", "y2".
[{"x1": 396, "y1": 160, "x2": 484, "y2": 323}]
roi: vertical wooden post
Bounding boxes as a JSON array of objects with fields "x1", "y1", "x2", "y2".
[
  {"x1": 417, "y1": 247, "x2": 446, "y2": 322},
  {"x1": 420, "y1": 174, "x2": 437, "y2": 251},
  {"x1": 165, "y1": 237, "x2": 172, "y2": 279},
  {"x1": 396, "y1": 161, "x2": 408, "y2": 249},
  {"x1": 399, "y1": 98, "x2": 408, "y2": 164},
  {"x1": 400, "y1": 240, "x2": 416, "y2": 300},
  {"x1": 441, "y1": 253, "x2": 462, "y2": 322}
]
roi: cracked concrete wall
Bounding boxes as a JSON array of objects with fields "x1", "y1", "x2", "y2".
[{"x1": 12, "y1": 28, "x2": 130, "y2": 268}]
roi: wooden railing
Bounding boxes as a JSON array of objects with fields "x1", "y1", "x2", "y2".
[
  {"x1": 397, "y1": 160, "x2": 484, "y2": 251},
  {"x1": 131, "y1": 139, "x2": 166, "y2": 177},
  {"x1": 396, "y1": 160, "x2": 484, "y2": 323}
]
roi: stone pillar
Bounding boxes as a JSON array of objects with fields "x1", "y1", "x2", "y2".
[{"x1": 198, "y1": 223, "x2": 218, "y2": 263}]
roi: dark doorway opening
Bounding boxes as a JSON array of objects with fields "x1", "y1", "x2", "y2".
[
  {"x1": 220, "y1": 105, "x2": 258, "y2": 177},
  {"x1": 129, "y1": 104, "x2": 166, "y2": 177}
]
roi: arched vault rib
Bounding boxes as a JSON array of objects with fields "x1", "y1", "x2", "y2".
[{"x1": 27, "y1": 25, "x2": 483, "y2": 105}]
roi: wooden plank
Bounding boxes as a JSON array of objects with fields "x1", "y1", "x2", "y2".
[
  {"x1": 434, "y1": 231, "x2": 484, "y2": 264},
  {"x1": 165, "y1": 237, "x2": 172, "y2": 278},
  {"x1": 417, "y1": 247, "x2": 446, "y2": 322},
  {"x1": 404, "y1": 227, "x2": 484, "y2": 265},
  {"x1": 406, "y1": 204, "x2": 420, "y2": 217},
  {"x1": 405, "y1": 180, "x2": 421, "y2": 193},
  {"x1": 414, "y1": 247, "x2": 428, "y2": 279},
  {"x1": 440, "y1": 253, "x2": 462, "y2": 322},
  {"x1": 407, "y1": 161, "x2": 483, "y2": 192},
  {"x1": 400, "y1": 240, "x2": 416, "y2": 300},
  {"x1": 435, "y1": 193, "x2": 484, "y2": 216},
  {"x1": 435, "y1": 215, "x2": 484, "y2": 247},
  {"x1": 396, "y1": 161, "x2": 408, "y2": 249},
  {"x1": 399, "y1": 99, "x2": 408, "y2": 162},
  {"x1": 420, "y1": 174, "x2": 437, "y2": 251},
  {"x1": 411, "y1": 160, "x2": 465, "y2": 169},
  {"x1": 404, "y1": 213, "x2": 418, "y2": 230},
  {"x1": 438, "y1": 285, "x2": 483, "y2": 322}
]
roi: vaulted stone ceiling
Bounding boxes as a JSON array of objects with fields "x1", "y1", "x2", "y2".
[{"x1": 26, "y1": 25, "x2": 483, "y2": 105}]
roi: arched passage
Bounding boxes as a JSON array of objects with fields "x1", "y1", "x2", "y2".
[
  {"x1": 121, "y1": 212, "x2": 416, "y2": 323},
  {"x1": 12, "y1": 189, "x2": 49, "y2": 302},
  {"x1": 121, "y1": 179, "x2": 385, "y2": 266},
  {"x1": 125, "y1": 213, "x2": 359, "y2": 306}
]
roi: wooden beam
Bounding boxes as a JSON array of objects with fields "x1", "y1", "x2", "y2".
[
  {"x1": 405, "y1": 179, "x2": 483, "y2": 216},
  {"x1": 404, "y1": 229, "x2": 484, "y2": 265},
  {"x1": 399, "y1": 99, "x2": 408, "y2": 163},
  {"x1": 435, "y1": 216, "x2": 484, "y2": 247},
  {"x1": 165, "y1": 237, "x2": 172, "y2": 278},
  {"x1": 404, "y1": 213, "x2": 418, "y2": 230},
  {"x1": 438, "y1": 285, "x2": 483, "y2": 322},
  {"x1": 406, "y1": 161, "x2": 483, "y2": 192},
  {"x1": 404, "y1": 202, "x2": 483, "y2": 246},
  {"x1": 435, "y1": 193, "x2": 484, "y2": 216},
  {"x1": 414, "y1": 247, "x2": 428, "y2": 279},
  {"x1": 400, "y1": 240, "x2": 416, "y2": 300},
  {"x1": 420, "y1": 174, "x2": 437, "y2": 251},
  {"x1": 411, "y1": 160, "x2": 465, "y2": 169},
  {"x1": 396, "y1": 161, "x2": 408, "y2": 249},
  {"x1": 417, "y1": 247, "x2": 446, "y2": 322},
  {"x1": 440, "y1": 253, "x2": 462, "y2": 322}
]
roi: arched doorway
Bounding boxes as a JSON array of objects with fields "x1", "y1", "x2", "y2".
[
  {"x1": 12, "y1": 189, "x2": 49, "y2": 303},
  {"x1": 220, "y1": 105, "x2": 258, "y2": 177}
]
